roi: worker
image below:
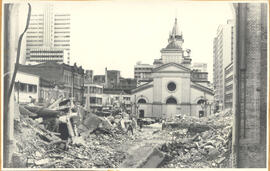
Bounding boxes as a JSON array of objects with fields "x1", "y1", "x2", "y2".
[
  {"x1": 137, "y1": 118, "x2": 143, "y2": 130},
  {"x1": 127, "y1": 122, "x2": 134, "y2": 135}
]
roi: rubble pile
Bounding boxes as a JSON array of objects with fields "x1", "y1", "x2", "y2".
[
  {"x1": 13, "y1": 96, "x2": 140, "y2": 168},
  {"x1": 14, "y1": 115, "x2": 135, "y2": 168},
  {"x1": 13, "y1": 95, "x2": 234, "y2": 168},
  {"x1": 159, "y1": 110, "x2": 233, "y2": 168}
]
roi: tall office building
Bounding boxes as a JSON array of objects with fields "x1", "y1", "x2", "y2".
[
  {"x1": 25, "y1": 4, "x2": 70, "y2": 65},
  {"x1": 213, "y1": 20, "x2": 234, "y2": 110},
  {"x1": 224, "y1": 62, "x2": 233, "y2": 109}
]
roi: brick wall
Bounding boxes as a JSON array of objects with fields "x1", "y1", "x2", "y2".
[{"x1": 236, "y1": 3, "x2": 267, "y2": 168}]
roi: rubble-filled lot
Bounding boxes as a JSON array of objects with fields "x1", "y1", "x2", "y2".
[
  {"x1": 159, "y1": 110, "x2": 233, "y2": 168},
  {"x1": 14, "y1": 114, "x2": 138, "y2": 168},
  {"x1": 13, "y1": 98, "x2": 233, "y2": 168}
]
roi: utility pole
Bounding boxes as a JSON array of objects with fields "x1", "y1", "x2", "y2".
[
  {"x1": 134, "y1": 95, "x2": 136, "y2": 118},
  {"x1": 4, "y1": 4, "x2": 16, "y2": 167},
  {"x1": 16, "y1": 81, "x2": 20, "y2": 103},
  {"x1": 3, "y1": 3, "x2": 31, "y2": 167}
]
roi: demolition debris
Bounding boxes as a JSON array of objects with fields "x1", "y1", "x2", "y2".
[
  {"x1": 159, "y1": 110, "x2": 233, "y2": 168},
  {"x1": 13, "y1": 97, "x2": 233, "y2": 168}
]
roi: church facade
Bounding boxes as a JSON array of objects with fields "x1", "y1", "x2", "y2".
[{"x1": 131, "y1": 18, "x2": 214, "y2": 119}]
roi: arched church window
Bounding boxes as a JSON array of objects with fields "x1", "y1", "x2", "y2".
[
  {"x1": 167, "y1": 82, "x2": 176, "y2": 91},
  {"x1": 197, "y1": 99, "x2": 206, "y2": 104},
  {"x1": 138, "y1": 98, "x2": 146, "y2": 104},
  {"x1": 166, "y1": 97, "x2": 177, "y2": 104}
]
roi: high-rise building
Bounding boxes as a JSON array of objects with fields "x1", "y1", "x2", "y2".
[
  {"x1": 25, "y1": 4, "x2": 70, "y2": 65},
  {"x1": 213, "y1": 20, "x2": 234, "y2": 110},
  {"x1": 224, "y1": 62, "x2": 233, "y2": 109}
]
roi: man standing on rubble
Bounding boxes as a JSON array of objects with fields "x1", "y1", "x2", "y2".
[
  {"x1": 137, "y1": 118, "x2": 143, "y2": 130},
  {"x1": 127, "y1": 122, "x2": 133, "y2": 136}
]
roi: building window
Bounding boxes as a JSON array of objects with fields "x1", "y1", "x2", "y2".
[
  {"x1": 167, "y1": 82, "x2": 176, "y2": 92},
  {"x1": 14, "y1": 82, "x2": 19, "y2": 91},
  {"x1": 139, "y1": 110, "x2": 145, "y2": 118},
  {"x1": 90, "y1": 97, "x2": 96, "y2": 104},
  {"x1": 197, "y1": 99, "x2": 206, "y2": 105},
  {"x1": 20, "y1": 83, "x2": 27, "y2": 92},
  {"x1": 166, "y1": 97, "x2": 177, "y2": 104},
  {"x1": 28, "y1": 84, "x2": 37, "y2": 93},
  {"x1": 40, "y1": 90, "x2": 44, "y2": 98},
  {"x1": 138, "y1": 98, "x2": 146, "y2": 104},
  {"x1": 84, "y1": 86, "x2": 88, "y2": 94}
]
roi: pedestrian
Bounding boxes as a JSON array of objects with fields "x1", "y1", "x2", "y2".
[
  {"x1": 162, "y1": 119, "x2": 165, "y2": 130},
  {"x1": 127, "y1": 122, "x2": 133, "y2": 135},
  {"x1": 137, "y1": 118, "x2": 143, "y2": 129},
  {"x1": 131, "y1": 117, "x2": 137, "y2": 129}
]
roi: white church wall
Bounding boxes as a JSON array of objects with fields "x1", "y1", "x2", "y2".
[
  {"x1": 180, "y1": 104, "x2": 191, "y2": 116},
  {"x1": 137, "y1": 104, "x2": 152, "y2": 118},
  {"x1": 191, "y1": 87, "x2": 209, "y2": 104},
  {"x1": 153, "y1": 78, "x2": 162, "y2": 102},
  {"x1": 181, "y1": 76, "x2": 191, "y2": 103},
  {"x1": 132, "y1": 86, "x2": 153, "y2": 104},
  {"x1": 161, "y1": 77, "x2": 182, "y2": 104}
]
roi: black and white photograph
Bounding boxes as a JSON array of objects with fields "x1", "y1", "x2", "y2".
[{"x1": 2, "y1": 0, "x2": 268, "y2": 169}]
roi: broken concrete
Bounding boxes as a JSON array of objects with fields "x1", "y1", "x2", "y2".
[
  {"x1": 140, "y1": 147, "x2": 166, "y2": 168},
  {"x1": 159, "y1": 110, "x2": 233, "y2": 168}
]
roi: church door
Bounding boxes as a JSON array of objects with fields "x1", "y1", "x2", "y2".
[
  {"x1": 139, "y1": 110, "x2": 144, "y2": 118},
  {"x1": 166, "y1": 104, "x2": 177, "y2": 119}
]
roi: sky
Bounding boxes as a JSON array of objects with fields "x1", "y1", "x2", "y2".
[{"x1": 17, "y1": 1, "x2": 234, "y2": 82}]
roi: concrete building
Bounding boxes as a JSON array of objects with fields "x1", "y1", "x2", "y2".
[
  {"x1": 224, "y1": 62, "x2": 233, "y2": 109},
  {"x1": 131, "y1": 19, "x2": 214, "y2": 119},
  {"x1": 191, "y1": 70, "x2": 210, "y2": 87},
  {"x1": 14, "y1": 71, "x2": 40, "y2": 103},
  {"x1": 103, "y1": 89, "x2": 132, "y2": 113},
  {"x1": 153, "y1": 58, "x2": 163, "y2": 68},
  {"x1": 213, "y1": 20, "x2": 235, "y2": 110},
  {"x1": 84, "y1": 83, "x2": 103, "y2": 112},
  {"x1": 93, "y1": 75, "x2": 105, "y2": 86},
  {"x1": 134, "y1": 62, "x2": 153, "y2": 84},
  {"x1": 84, "y1": 69, "x2": 93, "y2": 84},
  {"x1": 25, "y1": 4, "x2": 70, "y2": 65},
  {"x1": 119, "y1": 78, "x2": 137, "y2": 90},
  {"x1": 192, "y1": 62, "x2": 207, "y2": 72},
  {"x1": 94, "y1": 68, "x2": 137, "y2": 91},
  {"x1": 105, "y1": 68, "x2": 120, "y2": 88},
  {"x1": 27, "y1": 48, "x2": 69, "y2": 64},
  {"x1": 18, "y1": 62, "x2": 84, "y2": 103}
]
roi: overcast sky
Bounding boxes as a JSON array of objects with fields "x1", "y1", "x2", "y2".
[{"x1": 20, "y1": 1, "x2": 234, "y2": 82}]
